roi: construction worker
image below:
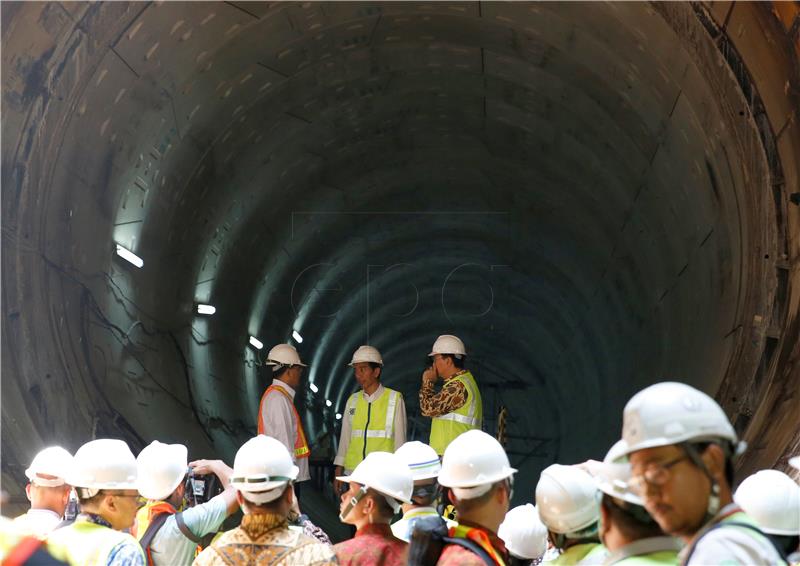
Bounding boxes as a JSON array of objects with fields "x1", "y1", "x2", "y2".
[
  {"x1": 536, "y1": 463, "x2": 607, "y2": 564},
  {"x1": 46, "y1": 438, "x2": 145, "y2": 566},
  {"x1": 193, "y1": 435, "x2": 336, "y2": 565},
  {"x1": 258, "y1": 343, "x2": 311, "y2": 483},
  {"x1": 13, "y1": 447, "x2": 74, "y2": 538},
  {"x1": 497, "y1": 504, "x2": 548, "y2": 566},
  {"x1": 134, "y1": 441, "x2": 238, "y2": 565},
  {"x1": 334, "y1": 451, "x2": 413, "y2": 565},
  {"x1": 419, "y1": 335, "x2": 482, "y2": 456},
  {"x1": 616, "y1": 381, "x2": 785, "y2": 565},
  {"x1": 392, "y1": 441, "x2": 455, "y2": 542},
  {"x1": 334, "y1": 345, "x2": 407, "y2": 490},
  {"x1": 434, "y1": 429, "x2": 516, "y2": 566},
  {"x1": 734, "y1": 470, "x2": 800, "y2": 561},
  {"x1": 591, "y1": 441, "x2": 680, "y2": 565}
]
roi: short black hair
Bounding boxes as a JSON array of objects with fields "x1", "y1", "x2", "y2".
[
  {"x1": 442, "y1": 354, "x2": 465, "y2": 369},
  {"x1": 692, "y1": 442, "x2": 735, "y2": 486},
  {"x1": 601, "y1": 494, "x2": 663, "y2": 542}
]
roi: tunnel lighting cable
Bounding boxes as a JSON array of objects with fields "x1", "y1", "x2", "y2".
[
  {"x1": 292, "y1": 330, "x2": 303, "y2": 343},
  {"x1": 309, "y1": 383, "x2": 319, "y2": 393},
  {"x1": 115, "y1": 244, "x2": 143, "y2": 268},
  {"x1": 326, "y1": 399, "x2": 332, "y2": 407},
  {"x1": 196, "y1": 304, "x2": 216, "y2": 315},
  {"x1": 249, "y1": 336, "x2": 264, "y2": 350},
  {"x1": 336, "y1": 413, "x2": 342, "y2": 420}
]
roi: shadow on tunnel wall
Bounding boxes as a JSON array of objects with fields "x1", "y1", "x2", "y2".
[{"x1": 2, "y1": 0, "x2": 799, "y2": 527}]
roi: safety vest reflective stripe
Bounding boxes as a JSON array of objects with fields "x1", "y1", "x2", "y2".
[
  {"x1": 46, "y1": 520, "x2": 144, "y2": 566},
  {"x1": 257, "y1": 385, "x2": 311, "y2": 459},
  {"x1": 343, "y1": 388, "x2": 401, "y2": 471},
  {"x1": 435, "y1": 412, "x2": 480, "y2": 426}
]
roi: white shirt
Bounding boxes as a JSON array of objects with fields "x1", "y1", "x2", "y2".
[
  {"x1": 12, "y1": 509, "x2": 61, "y2": 538},
  {"x1": 148, "y1": 493, "x2": 228, "y2": 566},
  {"x1": 681, "y1": 503, "x2": 785, "y2": 565},
  {"x1": 259, "y1": 379, "x2": 310, "y2": 481},
  {"x1": 334, "y1": 384, "x2": 407, "y2": 473}
]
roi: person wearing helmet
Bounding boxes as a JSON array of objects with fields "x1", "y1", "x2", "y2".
[
  {"x1": 535, "y1": 464, "x2": 607, "y2": 564},
  {"x1": 13, "y1": 447, "x2": 74, "y2": 538},
  {"x1": 498, "y1": 504, "x2": 548, "y2": 566},
  {"x1": 419, "y1": 335, "x2": 483, "y2": 456},
  {"x1": 194, "y1": 435, "x2": 336, "y2": 565},
  {"x1": 46, "y1": 439, "x2": 146, "y2": 566},
  {"x1": 334, "y1": 451, "x2": 414, "y2": 565},
  {"x1": 392, "y1": 441, "x2": 455, "y2": 542},
  {"x1": 735, "y1": 470, "x2": 800, "y2": 562},
  {"x1": 258, "y1": 343, "x2": 311, "y2": 484},
  {"x1": 334, "y1": 345, "x2": 407, "y2": 491},
  {"x1": 133, "y1": 441, "x2": 238, "y2": 566},
  {"x1": 432, "y1": 429, "x2": 516, "y2": 566},
  {"x1": 587, "y1": 441, "x2": 680, "y2": 565},
  {"x1": 617, "y1": 381, "x2": 785, "y2": 565}
]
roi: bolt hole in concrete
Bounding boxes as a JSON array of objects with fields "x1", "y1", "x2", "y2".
[{"x1": 1, "y1": 1, "x2": 798, "y2": 533}]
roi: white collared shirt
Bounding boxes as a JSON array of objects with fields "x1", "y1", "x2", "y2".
[
  {"x1": 333, "y1": 384, "x2": 407, "y2": 472},
  {"x1": 13, "y1": 508, "x2": 62, "y2": 538},
  {"x1": 259, "y1": 379, "x2": 309, "y2": 481}
]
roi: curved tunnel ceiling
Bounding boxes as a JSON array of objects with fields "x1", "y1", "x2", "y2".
[{"x1": 3, "y1": 0, "x2": 800, "y2": 517}]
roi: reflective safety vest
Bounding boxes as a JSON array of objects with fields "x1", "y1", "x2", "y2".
[
  {"x1": 134, "y1": 501, "x2": 176, "y2": 541},
  {"x1": 550, "y1": 542, "x2": 607, "y2": 565},
  {"x1": 430, "y1": 371, "x2": 482, "y2": 455},
  {"x1": 343, "y1": 388, "x2": 401, "y2": 471},
  {"x1": 46, "y1": 519, "x2": 144, "y2": 566},
  {"x1": 258, "y1": 384, "x2": 310, "y2": 459},
  {"x1": 448, "y1": 523, "x2": 507, "y2": 566}
]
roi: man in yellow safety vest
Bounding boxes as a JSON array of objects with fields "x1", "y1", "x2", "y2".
[
  {"x1": 334, "y1": 345, "x2": 406, "y2": 490},
  {"x1": 258, "y1": 343, "x2": 311, "y2": 484},
  {"x1": 419, "y1": 335, "x2": 483, "y2": 456},
  {"x1": 46, "y1": 439, "x2": 146, "y2": 566}
]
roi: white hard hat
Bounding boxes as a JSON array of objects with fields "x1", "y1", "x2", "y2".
[
  {"x1": 348, "y1": 345, "x2": 383, "y2": 366},
  {"x1": 67, "y1": 439, "x2": 138, "y2": 494},
  {"x1": 395, "y1": 441, "x2": 441, "y2": 480},
  {"x1": 617, "y1": 382, "x2": 740, "y2": 460},
  {"x1": 265, "y1": 343, "x2": 307, "y2": 370},
  {"x1": 428, "y1": 335, "x2": 466, "y2": 358},
  {"x1": 136, "y1": 441, "x2": 188, "y2": 501},
  {"x1": 536, "y1": 464, "x2": 599, "y2": 535},
  {"x1": 438, "y1": 430, "x2": 516, "y2": 499},
  {"x1": 25, "y1": 447, "x2": 73, "y2": 487},
  {"x1": 336, "y1": 451, "x2": 413, "y2": 509},
  {"x1": 498, "y1": 504, "x2": 548, "y2": 560},
  {"x1": 734, "y1": 470, "x2": 800, "y2": 536},
  {"x1": 231, "y1": 435, "x2": 299, "y2": 505},
  {"x1": 592, "y1": 440, "x2": 643, "y2": 506}
]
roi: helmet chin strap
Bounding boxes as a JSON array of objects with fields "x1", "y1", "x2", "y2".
[
  {"x1": 681, "y1": 443, "x2": 721, "y2": 520},
  {"x1": 339, "y1": 485, "x2": 369, "y2": 521}
]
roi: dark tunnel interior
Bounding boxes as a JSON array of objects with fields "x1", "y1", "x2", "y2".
[{"x1": 2, "y1": 1, "x2": 799, "y2": 537}]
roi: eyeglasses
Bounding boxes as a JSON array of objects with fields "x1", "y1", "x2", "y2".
[
  {"x1": 628, "y1": 455, "x2": 687, "y2": 495},
  {"x1": 504, "y1": 476, "x2": 515, "y2": 501}
]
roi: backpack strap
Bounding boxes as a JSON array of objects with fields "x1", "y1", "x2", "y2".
[
  {"x1": 442, "y1": 536, "x2": 498, "y2": 566},
  {"x1": 174, "y1": 512, "x2": 202, "y2": 544},
  {"x1": 683, "y1": 521, "x2": 787, "y2": 564},
  {"x1": 139, "y1": 512, "x2": 171, "y2": 566}
]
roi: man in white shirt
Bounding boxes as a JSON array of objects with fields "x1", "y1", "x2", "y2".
[
  {"x1": 135, "y1": 441, "x2": 238, "y2": 566},
  {"x1": 333, "y1": 345, "x2": 406, "y2": 491},
  {"x1": 13, "y1": 446, "x2": 74, "y2": 538},
  {"x1": 258, "y1": 343, "x2": 311, "y2": 483}
]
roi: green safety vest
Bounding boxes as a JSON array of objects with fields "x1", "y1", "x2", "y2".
[
  {"x1": 615, "y1": 550, "x2": 680, "y2": 565},
  {"x1": 47, "y1": 519, "x2": 144, "y2": 566},
  {"x1": 430, "y1": 371, "x2": 483, "y2": 455},
  {"x1": 605, "y1": 536, "x2": 680, "y2": 565},
  {"x1": 550, "y1": 542, "x2": 606, "y2": 565},
  {"x1": 343, "y1": 388, "x2": 402, "y2": 471}
]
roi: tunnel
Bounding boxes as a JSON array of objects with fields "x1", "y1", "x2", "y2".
[{"x1": 2, "y1": 0, "x2": 799, "y2": 537}]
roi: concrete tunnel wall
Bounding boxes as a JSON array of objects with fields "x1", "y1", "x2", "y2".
[{"x1": 2, "y1": 0, "x2": 800, "y2": 522}]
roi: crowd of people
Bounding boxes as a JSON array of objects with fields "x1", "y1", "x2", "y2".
[{"x1": 1, "y1": 335, "x2": 798, "y2": 565}]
